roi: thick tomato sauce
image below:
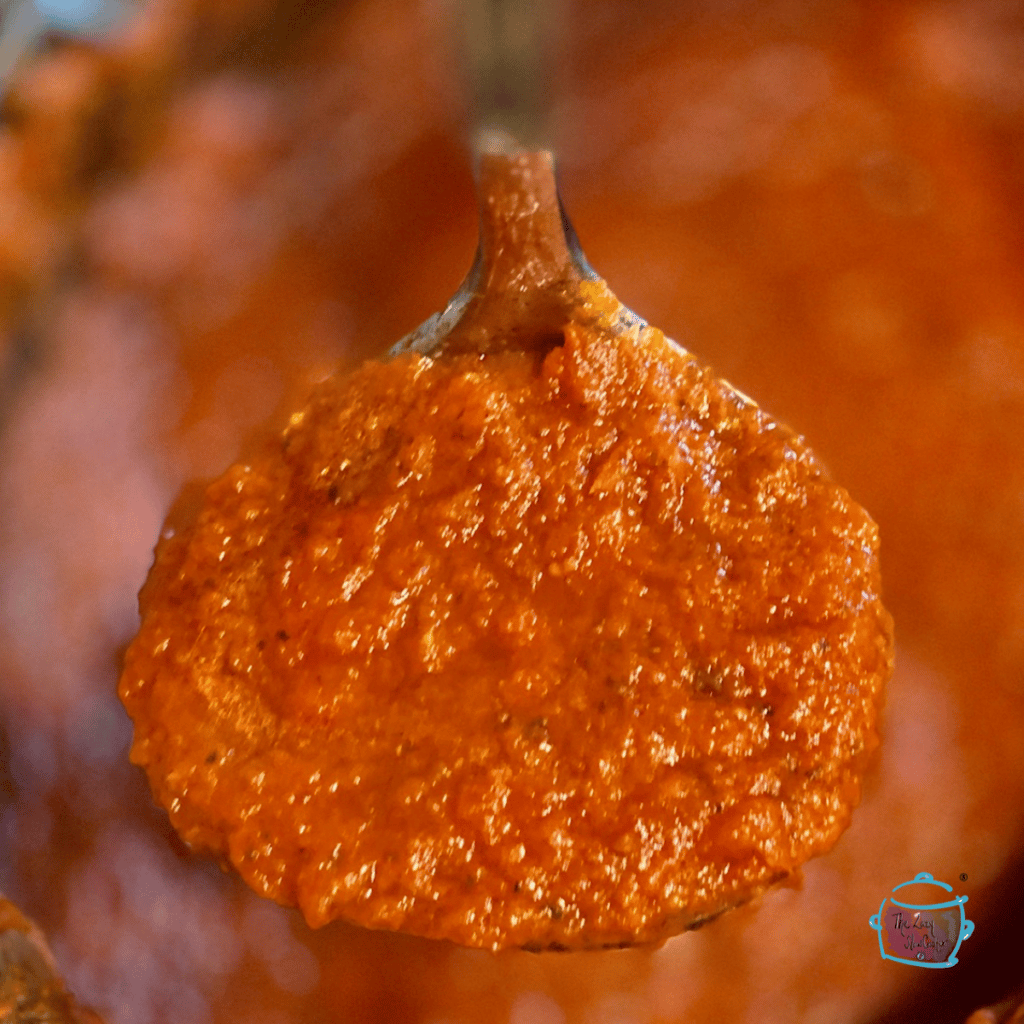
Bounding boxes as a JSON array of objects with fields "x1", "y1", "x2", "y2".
[{"x1": 121, "y1": 251, "x2": 891, "y2": 949}]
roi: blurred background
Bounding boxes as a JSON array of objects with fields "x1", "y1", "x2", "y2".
[{"x1": 0, "y1": 0, "x2": 1023, "y2": 1022}]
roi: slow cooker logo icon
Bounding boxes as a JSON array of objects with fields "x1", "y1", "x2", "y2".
[{"x1": 869, "y1": 871, "x2": 974, "y2": 968}]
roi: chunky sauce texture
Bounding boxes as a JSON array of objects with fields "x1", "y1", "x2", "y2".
[{"x1": 120, "y1": 268, "x2": 892, "y2": 950}]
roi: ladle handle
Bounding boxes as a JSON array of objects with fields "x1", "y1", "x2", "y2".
[
  {"x1": 473, "y1": 147, "x2": 583, "y2": 294},
  {"x1": 458, "y1": 0, "x2": 554, "y2": 150},
  {"x1": 388, "y1": 147, "x2": 598, "y2": 360}
]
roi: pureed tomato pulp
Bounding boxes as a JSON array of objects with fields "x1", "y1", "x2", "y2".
[{"x1": 119, "y1": 153, "x2": 893, "y2": 952}]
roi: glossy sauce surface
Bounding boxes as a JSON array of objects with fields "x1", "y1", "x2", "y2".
[{"x1": 121, "y1": 228, "x2": 891, "y2": 948}]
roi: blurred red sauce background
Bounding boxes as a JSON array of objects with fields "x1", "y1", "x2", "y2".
[{"x1": 1, "y1": 1, "x2": 1023, "y2": 1022}]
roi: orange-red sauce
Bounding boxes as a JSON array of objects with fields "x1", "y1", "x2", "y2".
[{"x1": 120, "y1": 244, "x2": 892, "y2": 949}]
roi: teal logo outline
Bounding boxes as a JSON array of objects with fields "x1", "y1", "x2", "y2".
[{"x1": 869, "y1": 872, "x2": 974, "y2": 968}]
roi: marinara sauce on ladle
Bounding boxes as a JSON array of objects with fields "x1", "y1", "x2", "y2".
[{"x1": 120, "y1": 148, "x2": 893, "y2": 951}]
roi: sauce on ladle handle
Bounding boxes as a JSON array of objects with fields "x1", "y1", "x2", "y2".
[
  {"x1": 392, "y1": 145, "x2": 605, "y2": 359},
  {"x1": 475, "y1": 147, "x2": 588, "y2": 294}
]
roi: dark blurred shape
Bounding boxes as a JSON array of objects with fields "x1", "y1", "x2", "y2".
[
  {"x1": 0, "y1": 896, "x2": 103, "y2": 1024},
  {"x1": 966, "y1": 983, "x2": 1024, "y2": 1024}
]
